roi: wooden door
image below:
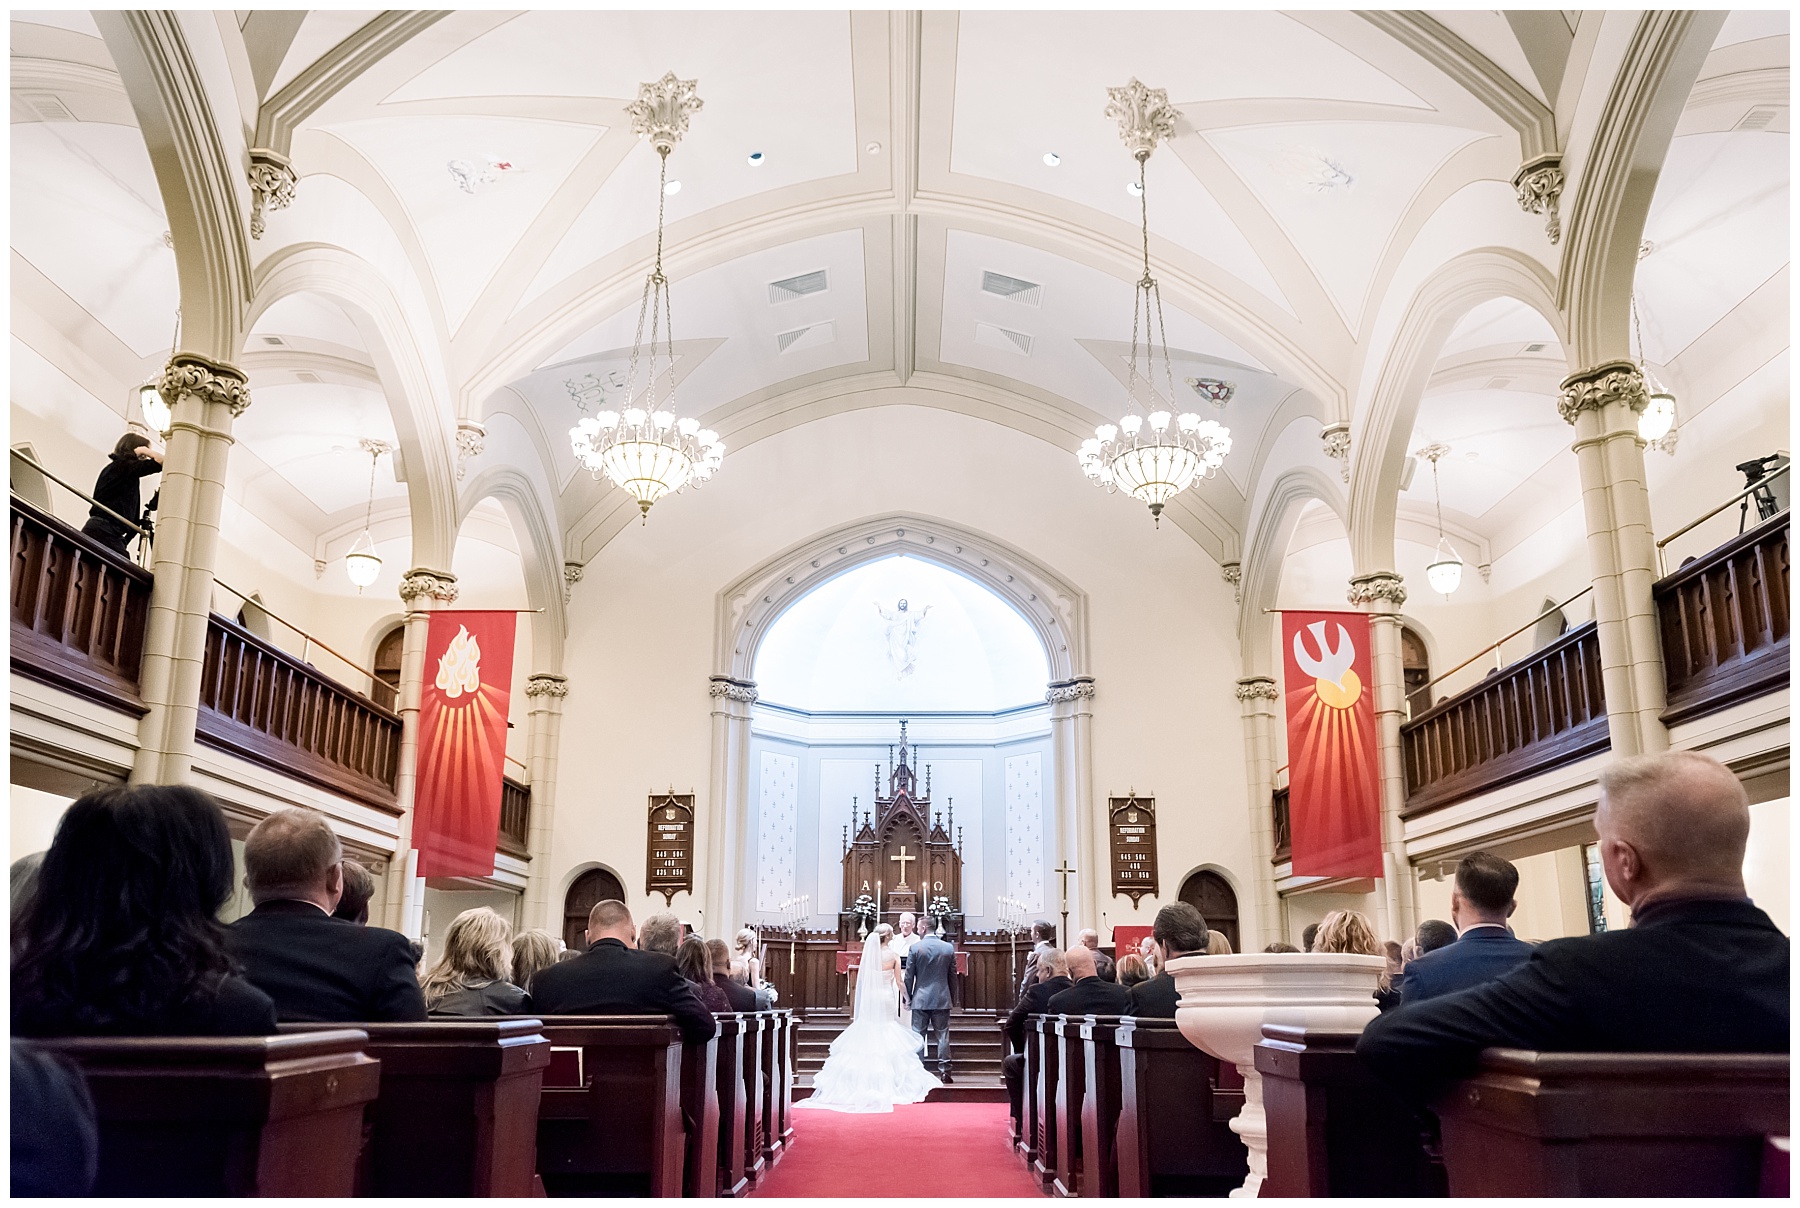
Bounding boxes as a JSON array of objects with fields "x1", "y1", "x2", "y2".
[
  {"x1": 1178, "y1": 871, "x2": 1239, "y2": 953},
  {"x1": 563, "y1": 867, "x2": 627, "y2": 952}
]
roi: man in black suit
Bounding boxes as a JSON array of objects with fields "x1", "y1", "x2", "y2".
[
  {"x1": 1001, "y1": 948, "x2": 1071, "y2": 1117},
  {"x1": 1047, "y1": 945, "x2": 1132, "y2": 1015},
  {"x1": 1359, "y1": 752, "x2": 1790, "y2": 1102},
  {"x1": 227, "y1": 809, "x2": 427, "y2": 1022},
  {"x1": 530, "y1": 900, "x2": 717, "y2": 1045},
  {"x1": 706, "y1": 938, "x2": 759, "y2": 1012},
  {"x1": 1126, "y1": 902, "x2": 1209, "y2": 1018},
  {"x1": 1402, "y1": 852, "x2": 1534, "y2": 1004}
]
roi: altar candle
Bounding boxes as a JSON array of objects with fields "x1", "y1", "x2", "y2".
[{"x1": 877, "y1": 879, "x2": 883, "y2": 917}]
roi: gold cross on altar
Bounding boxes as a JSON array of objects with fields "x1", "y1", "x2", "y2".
[{"x1": 890, "y1": 845, "x2": 917, "y2": 886}]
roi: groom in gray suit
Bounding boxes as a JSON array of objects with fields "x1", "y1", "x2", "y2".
[{"x1": 906, "y1": 917, "x2": 956, "y2": 1082}]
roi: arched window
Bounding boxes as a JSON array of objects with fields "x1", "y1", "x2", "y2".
[
  {"x1": 564, "y1": 867, "x2": 627, "y2": 952},
  {"x1": 1178, "y1": 870, "x2": 1239, "y2": 954},
  {"x1": 371, "y1": 624, "x2": 404, "y2": 710},
  {"x1": 1401, "y1": 626, "x2": 1431, "y2": 719},
  {"x1": 235, "y1": 593, "x2": 275, "y2": 643}
]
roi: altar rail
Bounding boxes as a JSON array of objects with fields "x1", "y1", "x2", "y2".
[
  {"x1": 761, "y1": 929, "x2": 1026, "y2": 1012},
  {"x1": 1656, "y1": 510, "x2": 1789, "y2": 726}
]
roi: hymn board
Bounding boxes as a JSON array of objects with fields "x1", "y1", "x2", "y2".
[
  {"x1": 646, "y1": 793, "x2": 695, "y2": 904},
  {"x1": 1109, "y1": 793, "x2": 1159, "y2": 905}
]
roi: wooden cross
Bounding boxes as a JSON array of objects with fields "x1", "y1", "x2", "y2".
[
  {"x1": 1054, "y1": 859, "x2": 1077, "y2": 946},
  {"x1": 890, "y1": 845, "x2": 917, "y2": 887}
]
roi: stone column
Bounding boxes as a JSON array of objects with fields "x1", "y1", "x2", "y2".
[
  {"x1": 131, "y1": 353, "x2": 250, "y2": 785},
  {"x1": 1347, "y1": 571, "x2": 1416, "y2": 942},
  {"x1": 1235, "y1": 677, "x2": 1284, "y2": 949},
  {"x1": 704, "y1": 677, "x2": 757, "y2": 937},
  {"x1": 1047, "y1": 677, "x2": 1097, "y2": 942},
  {"x1": 378, "y1": 567, "x2": 458, "y2": 935},
  {"x1": 1558, "y1": 361, "x2": 1669, "y2": 756},
  {"x1": 521, "y1": 673, "x2": 569, "y2": 932}
]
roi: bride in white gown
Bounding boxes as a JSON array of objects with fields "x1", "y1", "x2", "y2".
[{"x1": 797, "y1": 924, "x2": 941, "y2": 1113}]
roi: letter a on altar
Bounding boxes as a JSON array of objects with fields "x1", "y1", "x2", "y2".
[
  {"x1": 413, "y1": 610, "x2": 517, "y2": 877},
  {"x1": 1281, "y1": 611, "x2": 1383, "y2": 878}
]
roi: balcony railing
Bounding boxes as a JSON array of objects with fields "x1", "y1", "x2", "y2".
[
  {"x1": 10, "y1": 494, "x2": 152, "y2": 713},
  {"x1": 1400, "y1": 621, "x2": 1610, "y2": 817},
  {"x1": 498, "y1": 775, "x2": 531, "y2": 859},
  {"x1": 1271, "y1": 787, "x2": 1291, "y2": 865},
  {"x1": 197, "y1": 613, "x2": 402, "y2": 811},
  {"x1": 1656, "y1": 510, "x2": 1789, "y2": 726}
]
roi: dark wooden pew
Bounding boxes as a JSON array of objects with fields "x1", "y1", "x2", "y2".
[
  {"x1": 1115, "y1": 1016, "x2": 1247, "y2": 1197},
  {"x1": 1052, "y1": 1015, "x2": 1085, "y2": 1196},
  {"x1": 1255, "y1": 1024, "x2": 1445, "y2": 1197},
  {"x1": 758, "y1": 1010, "x2": 783, "y2": 1168},
  {"x1": 681, "y1": 1024, "x2": 720, "y2": 1199},
  {"x1": 1434, "y1": 1048, "x2": 1790, "y2": 1197},
  {"x1": 714, "y1": 1014, "x2": 750, "y2": 1197},
  {"x1": 528, "y1": 1016, "x2": 686, "y2": 1196},
  {"x1": 740, "y1": 1012, "x2": 768, "y2": 1185},
  {"x1": 1001, "y1": 1018, "x2": 1023, "y2": 1148},
  {"x1": 281, "y1": 1019, "x2": 550, "y2": 1197},
  {"x1": 1080, "y1": 1015, "x2": 1125, "y2": 1199},
  {"x1": 1033, "y1": 1013, "x2": 1061, "y2": 1187},
  {"x1": 774, "y1": 1010, "x2": 795, "y2": 1156},
  {"x1": 38, "y1": 1030, "x2": 379, "y2": 1196}
]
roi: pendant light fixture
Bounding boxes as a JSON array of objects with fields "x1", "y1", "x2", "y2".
[
  {"x1": 138, "y1": 307, "x2": 180, "y2": 436},
  {"x1": 1630, "y1": 295, "x2": 1677, "y2": 451},
  {"x1": 1416, "y1": 442, "x2": 1463, "y2": 596},
  {"x1": 344, "y1": 439, "x2": 390, "y2": 591},
  {"x1": 568, "y1": 73, "x2": 723, "y2": 521}
]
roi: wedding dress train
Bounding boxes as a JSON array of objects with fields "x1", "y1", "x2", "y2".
[{"x1": 795, "y1": 933, "x2": 941, "y2": 1113}]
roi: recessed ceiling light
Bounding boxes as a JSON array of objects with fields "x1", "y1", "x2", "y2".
[
  {"x1": 1043, "y1": 152, "x2": 1061, "y2": 167},
  {"x1": 748, "y1": 151, "x2": 765, "y2": 166},
  {"x1": 663, "y1": 179, "x2": 682, "y2": 195},
  {"x1": 1126, "y1": 180, "x2": 1143, "y2": 196}
]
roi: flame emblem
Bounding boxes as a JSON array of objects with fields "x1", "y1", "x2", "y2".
[
  {"x1": 434, "y1": 625, "x2": 483, "y2": 701},
  {"x1": 1292, "y1": 620, "x2": 1361, "y2": 710}
]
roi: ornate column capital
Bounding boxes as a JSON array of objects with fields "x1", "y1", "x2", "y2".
[
  {"x1": 160, "y1": 352, "x2": 251, "y2": 417},
  {"x1": 398, "y1": 567, "x2": 459, "y2": 605},
  {"x1": 563, "y1": 561, "x2": 584, "y2": 603},
  {"x1": 1512, "y1": 152, "x2": 1564, "y2": 244},
  {"x1": 708, "y1": 675, "x2": 758, "y2": 704},
  {"x1": 1235, "y1": 677, "x2": 1279, "y2": 702},
  {"x1": 1347, "y1": 571, "x2": 1407, "y2": 608},
  {"x1": 526, "y1": 672, "x2": 569, "y2": 700},
  {"x1": 454, "y1": 420, "x2": 486, "y2": 480},
  {"x1": 1045, "y1": 676, "x2": 1097, "y2": 704},
  {"x1": 1557, "y1": 360, "x2": 1648, "y2": 425},
  {"x1": 1320, "y1": 421, "x2": 1352, "y2": 482},
  {"x1": 1220, "y1": 561, "x2": 1242, "y2": 603},
  {"x1": 247, "y1": 148, "x2": 297, "y2": 240}
]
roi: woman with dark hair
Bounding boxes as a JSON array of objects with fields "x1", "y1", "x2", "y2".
[
  {"x1": 331, "y1": 858, "x2": 376, "y2": 924},
  {"x1": 676, "y1": 936, "x2": 729, "y2": 1013},
  {"x1": 12, "y1": 785, "x2": 276, "y2": 1037},
  {"x1": 81, "y1": 432, "x2": 162, "y2": 555}
]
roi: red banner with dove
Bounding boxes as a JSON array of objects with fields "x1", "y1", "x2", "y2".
[
  {"x1": 1281, "y1": 611, "x2": 1383, "y2": 879},
  {"x1": 413, "y1": 610, "x2": 517, "y2": 878}
]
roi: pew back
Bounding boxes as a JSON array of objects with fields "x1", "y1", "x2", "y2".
[
  {"x1": 1079, "y1": 1015, "x2": 1125, "y2": 1199},
  {"x1": 1033, "y1": 1014, "x2": 1061, "y2": 1185},
  {"x1": 1053, "y1": 1015, "x2": 1085, "y2": 1197},
  {"x1": 1115, "y1": 1017, "x2": 1248, "y2": 1197},
  {"x1": 525, "y1": 1016, "x2": 686, "y2": 1196},
  {"x1": 714, "y1": 1014, "x2": 750, "y2": 1197}
]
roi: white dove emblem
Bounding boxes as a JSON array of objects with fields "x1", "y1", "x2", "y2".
[{"x1": 1293, "y1": 621, "x2": 1362, "y2": 709}]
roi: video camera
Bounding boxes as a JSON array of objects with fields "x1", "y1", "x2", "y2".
[{"x1": 1735, "y1": 453, "x2": 1789, "y2": 532}]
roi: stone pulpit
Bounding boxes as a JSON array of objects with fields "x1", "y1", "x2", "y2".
[{"x1": 839, "y1": 722, "x2": 963, "y2": 944}]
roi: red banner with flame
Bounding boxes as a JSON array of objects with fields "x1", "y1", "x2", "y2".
[
  {"x1": 413, "y1": 610, "x2": 517, "y2": 878},
  {"x1": 1281, "y1": 610, "x2": 1383, "y2": 879}
]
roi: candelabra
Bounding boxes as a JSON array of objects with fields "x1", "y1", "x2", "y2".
[
  {"x1": 777, "y1": 894, "x2": 809, "y2": 975},
  {"x1": 996, "y1": 895, "x2": 1030, "y2": 983}
]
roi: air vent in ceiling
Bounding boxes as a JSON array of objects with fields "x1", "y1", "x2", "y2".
[
  {"x1": 776, "y1": 321, "x2": 835, "y2": 353},
  {"x1": 1485, "y1": 376, "x2": 1513, "y2": 390},
  {"x1": 261, "y1": 335, "x2": 286, "y2": 346},
  {"x1": 1734, "y1": 105, "x2": 1783, "y2": 132},
  {"x1": 974, "y1": 322, "x2": 1033, "y2": 355},
  {"x1": 1522, "y1": 342, "x2": 1549, "y2": 353},
  {"x1": 294, "y1": 370, "x2": 321, "y2": 383},
  {"x1": 980, "y1": 271, "x2": 1042, "y2": 307},
  {"x1": 19, "y1": 92, "x2": 76, "y2": 123},
  {"x1": 768, "y1": 270, "x2": 828, "y2": 303}
]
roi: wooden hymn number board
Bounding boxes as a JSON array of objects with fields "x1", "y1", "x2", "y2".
[
  {"x1": 1109, "y1": 794, "x2": 1159, "y2": 906},
  {"x1": 646, "y1": 794, "x2": 695, "y2": 905}
]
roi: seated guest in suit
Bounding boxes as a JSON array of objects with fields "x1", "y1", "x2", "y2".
[
  {"x1": 422, "y1": 907, "x2": 531, "y2": 1017},
  {"x1": 1047, "y1": 945, "x2": 1133, "y2": 1015},
  {"x1": 1077, "y1": 928, "x2": 1117, "y2": 981},
  {"x1": 1116, "y1": 953, "x2": 1151, "y2": 989},
  {"x1": 226, "y1": 808, "x2": 426, "y2": 1023},
  {"x1": 707, "y1": 938, "x2": 760, "y2": 1011},
  {"x1": 1001, "y1": 949, "x2": 1072, "y2": 1116},
  {"x1": 1127, "y1": 901, "x2": 1210, "y2": 1018},
  {"x1": 331, "y1": 858, "x2": 376, "y2": 924},
  {"x1": 12, "y1": 1040, "x2": 97, "y2": 1196},
  {"x1": 511, "y1": 928, "x2": 562, "y2": 993},
  {"x1": 678, "y1": 936, "x2": 731, "y2": 1012},
  {"x1": 1415, "y1": 918, "x2": 1457, "y2": 955},
  {"x1": 638, "y1": 910, "x2": 682, "y2": 957},
  {"x1": 1401, "y1": 852, "x2": 1532, "y2": 1006},
  {"x1": 1359, "y1": 752, "x2": 1790, "y2": 1101},
  {"x1": 1016, "y1": 920, "x2": 1059, "y2": 1002},
  {"x1": 530, "y1": 900, "x2": 717, "y2": 1045},
  {"x1": 14, "y1": 785, "x2": 276, "y2": 1037}
]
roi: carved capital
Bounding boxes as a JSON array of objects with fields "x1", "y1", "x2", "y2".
[
  {"x1": 398, "y1": 567, "x2": 459, "y2": 605},
  {"x1": 1347, "y1": 571, "x2": 1407, "y2": 608},
  {"x1": 1320, "y1": 421, "x2": 1351, "y2": 482},
  {"x1": 1512, "y1": 153, "x2": 1564, "y2": 244},
  {"x1": 1557, "y1": 360, "x2": 1648, "y2": 425},
  {"x1": 454, "y1": 420, "x2": 486, "y2": 480},
  {"x1": 563, "y1": 561, "x2": 584, "y2": 604},
  {"x1": 159, "y1": 352, "x2": 251, "y2": 417},
  {"x1": 526, "y1": 673, "x2": 569, "y2": 700},
  {"x1": 1046, "y1": 677, "x2": 1097, "y2": 704},
  {"x1": 247, "y1": 148, "x2": 297, "y2": 241},
  {"x1": 708, "y1": 676, "x2": 758, "y2": 704},
  {"x1": 1235, "y1": 677, "x2": 1279, "y2": 702},
  {"x1": 1220, "y1": 561, "x2": 1242, "y2": 603},
  {"x1": 1105, "y1": 78, "x2": 1177, "y2": 160},
  {"x1": 627, "y1": 72, "x2": 703, "y2": 156}
]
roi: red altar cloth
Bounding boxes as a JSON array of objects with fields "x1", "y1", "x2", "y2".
[
  {"x1": 1111, "y1": 925, "x2": 1154, "y2": 957},
  {"x1": 835, "y1": 950, "x2": 969, "y2": 975}
]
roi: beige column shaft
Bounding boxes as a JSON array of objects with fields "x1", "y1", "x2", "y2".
[
  {"x1": 1235, "y1": 677, "x2": 1284, "y2": 949},
  {"x1": 1047, "y1": 677, "x2": 1097, "y2": 943},
  {"x1": 378, "y1": 568, "x2": 459, "y2": 933},
  {"x1": 1559, "y1": 362, "x2": 1669, "y2": 756},
  {"x1": 521, "y1": 673, "x2": 569, "y2": 932},
  {"x1": 704, "y1": 677, "x2": 757, "y2": 937},
  {"x1": 132, "y1": 354, "x2": 250, "y2": 785},
  {"x1": 1348, "y1": 572, "x2": 1417, "y2": 941}
]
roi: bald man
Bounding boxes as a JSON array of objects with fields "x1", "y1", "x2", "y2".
[
  {"x1": 528, "y1": 899, "x2": 716, "y2": 1045},
  {"x1": 1046, "y1": 945, "x2": 1132, "y2": 1016},
  {"x1": 1357, "y1": 751, "x2": 1788, "y2": 1101}
]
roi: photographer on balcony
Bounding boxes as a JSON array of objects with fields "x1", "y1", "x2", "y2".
[{"x1": 82, "y1": 432, "x2": 162, "y2": 557}]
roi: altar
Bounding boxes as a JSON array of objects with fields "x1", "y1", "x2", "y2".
[{"x1": 837, "y1": 722, "x2": 966, "y2": 945}]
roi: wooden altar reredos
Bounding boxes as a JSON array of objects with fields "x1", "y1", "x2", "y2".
[{"x1": 839, "y1": 722, "x2": 962, "y2": 935}]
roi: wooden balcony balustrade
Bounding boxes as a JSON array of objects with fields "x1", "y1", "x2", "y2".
[
  {"x1": 499, "y1": 775, "x2": 532, "y2": 858},
  {"x1": 1656, "y1": 511, "x2": 1789, "y2": 726},
  {"x1": 1400, "y1": 621, "x2": 1609, "y2": 817},
  {"x1": 1271, "y1": 787, "x2": 1291, "y2": 865},
  {"x1": 197, "y1": 613, "x2": 402, "y2": 810},
  {"x1": 10, "y1": 495, "x2": 152, "y2": 713}
]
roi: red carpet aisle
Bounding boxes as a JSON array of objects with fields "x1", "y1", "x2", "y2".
[{"x1": 751, "y1": 1101, "x2": 1045, "y2": 1198}]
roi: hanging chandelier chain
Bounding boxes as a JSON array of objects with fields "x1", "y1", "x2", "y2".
[
  {"x1": 363, "y1": 444, "x2": 379, "y2": 531},
  {"x1": 1432, "y1": 454, "x2": 1446, "y2": 538}
]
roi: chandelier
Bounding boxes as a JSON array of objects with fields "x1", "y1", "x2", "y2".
[
  {"x1": 1077, "y1": 79, "x2": 1231, "y2": 525},
  {"x1": 569, "y1": 73, "x2": 723, "y2": 521},
  {"x1": 1630, "y1": 295, "x2": 1677, "y2": 452},
  {"x1": 345, "y1": 439, "x2": 391, "y2": 591},
  {"x1": 1415, "y1": 442, "x2": 1463, "y2": 596}
]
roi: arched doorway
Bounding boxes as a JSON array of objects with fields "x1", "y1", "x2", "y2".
[
  {"x1": 371, "y1": 623, "x2": 404, "y2": 711},
  {"x1": 563, "y1": 867, "x2": 626, "y2": 952},
  {"x1": 1401, "y1": 625, "x2": 1431, "y2": 719},
  {"x1": 1179, "y1": 870, "x2": 1240, "y2": 954}
]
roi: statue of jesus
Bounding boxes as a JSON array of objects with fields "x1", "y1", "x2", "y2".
[{"x1": 875, "y1": 598, "x2": 932, "y2": 678}]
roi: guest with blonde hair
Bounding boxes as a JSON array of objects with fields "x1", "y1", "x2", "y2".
[
  {"x1": 1205, "y1": 930, "x2": 1234, "y2": 955},
  {"x1": 1313, "y1": 909, "x2": 1391, "y2": 997},
  {"x1": 1115, "y1": 953, "x2": 1151, "y2": 988},
  {"x1": 420, "y1": 908, "x2": 530, "y2": 1017},
  {"x1": 510, "y1": 928, "x2": 561, "y2": 992},
  {"x1": 731, "y1": 927, "x2": 763, "y2": 986}
]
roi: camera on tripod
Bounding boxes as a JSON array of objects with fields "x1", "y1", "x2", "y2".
[{"x1": 1734, "y1": 453, "x2": 1790, "y2": 532}]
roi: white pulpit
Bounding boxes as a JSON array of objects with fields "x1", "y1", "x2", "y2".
[{"x1": 1169, "y1": 953, "x2": 1385, "y2": 1198}]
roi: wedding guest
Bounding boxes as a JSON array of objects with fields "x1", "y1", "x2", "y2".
[
  {"x1": 1050, "y1": 945, "x2": 1131, "y2": 1015},
  {"x1": 731, "y1": 927, "x2": 764, "y2": 987},
  {"x1": 1416, "y1": 918, "x2": 1458, "y2": 954},
  {"x1": 1016, "y1": 920, "x2": 1059, "y2": 1002},
  {"x1": 12, "y1": 1041, "x2": 97, "y2": 1196},
  {"x1": 421, "y1": 907, "x2": 531, "y2": 1017},
  {"x1": 679, "y1": 936, "x2": 731, "y2": 1012},
  {"x1": 11, "y1": 852, "x2": 44, "y2": 959},
  {"x1": 511, "y1": 929, "x2": 562, "y2": 992},
  {"x1": 1077, "y1": 928, "x2": 1116, "y2": 981},
  {"x1": 1002, "y1": 949, "x2": 1071, "y2": 1117},
  {"x1": 1400, "y1": 852, "x2": 1532, "y2": 1004},
  {"x1": 14, "y1": 785, "x2": 276, "y2": 1037},
  {"x1": 1116, "y1": 953, "x2": 1151, "y2": 988},
  {"x1": 1302, "y1": 922, "x2": 1320, "y2": 952},
  {"x1": 82, "y1": 432, "x2": 161, "y2": 556},
  {"x1": 639, "y1": 911, "x2": 682, "y2": 956},
  {"x1": 1264, "y1": 942, "x2": 1300, "y2": 953},
  {"x1": 1137, "y1": 935, "x2": 1159, "y2": 975},
  {"x1": 530, "y1": 901, "x2": 716, "y2": 1044},
  {"x1": 1205, "y1": 930, "x2": 1234, "y2": 955},
  {"x1": 707, "y1": 937, "x2": 759, "y2": 1011},
  {"x1": 1313, "y1": 909, "x2": 1394, "y2": 1007},
  {"x1": 1128, "y1": 902, "x2": 1209, "y2": 1018},
  {"x1": 331, "y1": 858, "x2": 376, "y2": 924}
]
